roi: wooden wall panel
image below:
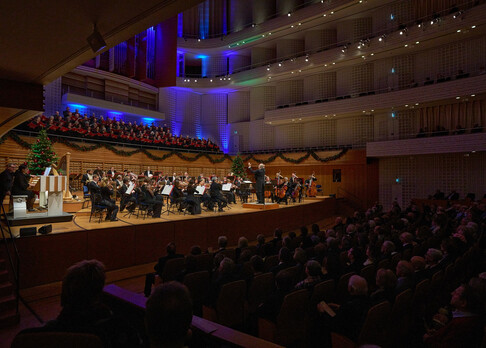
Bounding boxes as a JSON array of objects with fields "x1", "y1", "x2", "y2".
[
  {"x1": 87, "y1": 227, "x2": 135, "y2": 271},
  {"x1": 173, "y1": 219, "x2": 208, "y2": 255},
  {"x1": 16, "y1": 231, "x2": 88, "y2": 288},
  {"x1": 133, "y1": 223, "x2": 175, "y2": 265}
]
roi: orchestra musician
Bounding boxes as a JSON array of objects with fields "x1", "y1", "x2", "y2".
[
  {"x1": 210, "y1": 178, "x2": 227, "y2": 212},
  {"x1": 248, "y1": 162, "x2": 265, "y2": 204},
  {"x1": 107, "y1": 167, "x2": 116, "y2": 178},
  {"x1": 87, "y1": 175, "x2": 118, "y2": 221},
  {"x1": 141, "y1": 178, "x2": 163, "y2": 218},
  {"x1": 171, "y1": 179, "x2": 185, "y2": 211},
  {"x1": 143, "y1": 167, "x2": 153, "y2": 177},
  {"x1": 12, "y1": 164, "x2": 36, "y2": 211},
  {"x1": 183, "y1": 179, "x2": 201, "y2": 215},
  {"x1": 81, "y1": 169, "x2": 92, "y2": 186},
  {"x1": 305, "y1": 172, "x2": 318, "y2": 197},
  {"x1": 118, "y1": 177, "x2": 136, "y2": 212}
]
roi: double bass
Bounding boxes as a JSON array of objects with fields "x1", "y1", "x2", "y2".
[{"x1": 307, "y1": 172, "x2": 317, "y2": 197}]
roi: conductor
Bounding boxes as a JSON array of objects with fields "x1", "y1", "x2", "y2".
[{"x1": 248, "y1": 162, "x2": 265, "y2": 204}]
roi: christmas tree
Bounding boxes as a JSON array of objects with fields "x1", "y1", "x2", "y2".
[
  {"x1": 27, "y1": 129, "x2": 58, "y2": 175},
  {"x1": 231, "y1": 154, "x2": 247, "y2": 179}
]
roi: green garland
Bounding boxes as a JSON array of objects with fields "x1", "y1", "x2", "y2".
[{"x1": 3, "y1": 131, "x2": 348, "y2": 164}]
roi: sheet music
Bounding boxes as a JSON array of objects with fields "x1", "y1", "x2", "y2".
[
  {"x1": 43, "y1": 167, "x2": 51, "y2": 176},
  {"x1": 126, "y1": 182, "x2": 135, "y2": 195},
  {"x1": 161, "y1": 185, "x2": 173, "y2": 196},
  {"x1": 222, "y1": 183, "x2": 232, "y2": 192},
  {"x1": 243, "y1": 180, "x2": 252, "y2": 184},
  {"x1": 196, "y1": 186, "x2": 206, "y2": 195}
]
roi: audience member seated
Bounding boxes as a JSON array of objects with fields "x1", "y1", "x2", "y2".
[
  {"x1": 423, "y1": 284, "x2": 484, "y2": 347},
  {"x1": 145, "y1": 282, "x2": 193, "y2": 348},
  {"x1": 313, "y1": 275, "x2": 371, "y2": 345},
  {"x1": 395, "y1": 260, "x2": 414, "y2": 295},
  {"x1": 144, "y1": 242, "x2": 184, "y2": 297},
  {"x1": 15, "y1": 260, "x2": 141, "y2": 347},
  {"x1": 270, "y1": 247, "x2": 295, "y2": 275},
  {"x1": 256, "y1": 269, "x2": 295, "y2": 322},
  {"x1": 206, "y1": 257, "x2": 239, "y2": 306},
  {"x1": 370, "y1": 268, "x2": 397, "y2": 305},
  {"x1": 295, "y1": 260, "x2": 323, "y2": 290},
  {"x1": 446, "y1": 189, "x2": 459, "y2": 201}
]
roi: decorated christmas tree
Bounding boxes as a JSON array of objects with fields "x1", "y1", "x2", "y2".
[
  {"x1": 231, "y1": 154, "x2": 247, "y2": 179},
  {"x1": 27, "y1": 129, "x2": 58, "y2": 175}
]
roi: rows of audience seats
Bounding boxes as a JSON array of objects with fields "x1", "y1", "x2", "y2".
[
  {"x1": 18, "y1": 107, "x2": 221, "y2": 152},
  {"x1": 13, "y1": 199, "x2": 486, "y2": 347}
]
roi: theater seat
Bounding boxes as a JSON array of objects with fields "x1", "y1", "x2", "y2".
[{"x1": 11, "y1": 332, "x2": 104, "y2": 348}]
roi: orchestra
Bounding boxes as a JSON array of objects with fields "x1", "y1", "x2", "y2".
[{"x1": 71, "y1": 166, "x2": 321, "y2": 221}]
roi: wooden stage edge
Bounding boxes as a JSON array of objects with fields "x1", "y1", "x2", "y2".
[{"x1": 1, "y1": 197, "x2": 337, "y2": 289}]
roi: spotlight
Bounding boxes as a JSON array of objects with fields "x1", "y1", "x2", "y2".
[
  {"x1": 267, "y1": 64, "x2": 271, "y2": 71},
  {"x1": 305, "y1": 55, "x2": 309, "y2": 62},
  {"x1": 341, "y1": 45, "x2": 348, "y2": 53},
  {"x1": 251, "y1": 23, "x2": 256, "y2": 27},
  {"x1": 398, "y1": 25, "x2": 408, "y2": 35},
  {"x1": 87, "y1": 24, "x2": 106, "y2": 53},
  {"x1": 288, "y1": 12, "x2": 291, "y2": 17},
  {"x1": 453, "y1": 10, "x2": 464, "y2": 19},
  {"x1": 278, "y1": 62, "x2": 282, "y2": 67},
  {"x1": 379, "y1": 34, "x2": 386, "y2": 42}
]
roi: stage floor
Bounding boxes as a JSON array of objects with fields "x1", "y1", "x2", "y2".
[{"x1": 3, "y1": 197, "x2": 329, "y2": 238}]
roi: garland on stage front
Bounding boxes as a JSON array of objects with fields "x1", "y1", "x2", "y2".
[{"x1": 2, "y1": 131, "x2": 349, "y2": 164}]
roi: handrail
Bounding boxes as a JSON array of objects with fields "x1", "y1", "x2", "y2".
[
  {"x1": 337, "y1": 186, "x2": 364, "y2": 210},
  {"x1": 103, "y1": 284, "x2": 283, "y2": 347},
  {"x1": 11, "y1": 129, "x2": 223, "y2": 155},
  {"x1": 0, "y1": 203, "x2": 20, "y2": 314}
]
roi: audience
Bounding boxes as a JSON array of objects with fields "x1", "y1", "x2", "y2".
[{"x1": 20, "y1": 109, "x2": 220, "y2": 152}]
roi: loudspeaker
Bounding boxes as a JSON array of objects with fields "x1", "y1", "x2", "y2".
[
  {"x1": 38, "y1": 224, "x2": 52, "y2": 235},
  {"x1": 19, "y1": 227, "x2": 36, "y2": 237}
]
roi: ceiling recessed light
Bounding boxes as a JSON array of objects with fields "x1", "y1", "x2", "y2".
[
  {"x1": 457, "y1": 29, "x2": 461, "y2": 32},
  {"x1": 471, "y1": 94, "x2": 476, "y2": 97},
  {"x1": 471, "y1": 25, "x2": 476, "y2": 28},
  {"x1": 416, "y1": 41, "x2": 420, "y2": 44},
  {"x1": 456, "y1": 96, "x2": 461, "y2": 99}
]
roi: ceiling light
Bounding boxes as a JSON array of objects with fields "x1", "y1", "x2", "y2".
[
  {"x1": 288, "y1": 12, "x2": 291, "y2": 17},
  {"x1": 471, "y1": 25, "x2": 476, "y2": 28},
  {"x1": 471, "y1": 94, "x2": 475, "y2": 97},
  {"x1": 456, "y1": 96, "x2": 460, "y2": 99}
]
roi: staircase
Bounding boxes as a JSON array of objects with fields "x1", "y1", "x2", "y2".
[{"x1": 0, "y1": 257, "x2": 19, "y2": 328}]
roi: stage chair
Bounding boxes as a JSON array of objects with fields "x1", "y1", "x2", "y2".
[
  {"x1": 412, "y1": 278, "x2": 430, "y2": 323},
  {"x1": 195, "y1": 253, "x2": 213, "y2": 272},
  {"x1": 183, "y1": 270, "x2": 210, "y2": 316},
  {"x1": 160, "y1": 257, "x2": 186, "y2": 283},
  {"x1": 89, "y1": 193, "x2": 108, "y2": 223},
  {"x1": 309, "y1": 279, "x2": 335, "y2": 307},
  {"x1": 258, "y1": 288, "x2": 309, "y2": 346},
  {"x1": 82, "y1": 185, "x2": 91, "y2": 209},
  {"x1": 203, "y1": 280, "x2": 246, "y2": 329},
  {"x1": 263, "y1": 255, "x2": 279, "y2": 272},
  {"x1": 357, "y1": 300, "x2": 391, "y2": 347},
  {"x1": 336, "y1": 272, "x2": 354, "y2": 304},
  {"x1": 389, "y1": 288, "x2": 413, "y2": 346},
  {"x1": 330, "y1": 332, "x2": 357, "y2": 348},
  {"x1": 247, "y1": 272, "x2": 274, "y2": 315},
  {"x1": 11, "y1": 331, "x2": 103, "y2": 348},
  {"x1": 377, "y1": 258, "x2": 390, "y2": 270},
  {"x1": 359, "y1": 264, "x2": 376, "y2": 292}
]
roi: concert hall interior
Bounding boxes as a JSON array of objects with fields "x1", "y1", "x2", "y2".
[{"x1": 0, "y1": 0, "x2": 486, "y2": 347}]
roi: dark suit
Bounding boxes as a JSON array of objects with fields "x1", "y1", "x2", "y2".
[
  {"x1": 0, "y1": 169, "x2": 14, "y2": 202},
  {"x1": 249, "y1": 166, "x2": 265, "y2": 203},
  {"x1": 210, "y1": 181, "x2": 227, "y2": 211},
  {"x1": 446, "y1": 191, "x2": 459, "y2": 200},
  {"x1": 12, "y1": 171, "x2": 35, "y2": 209}
]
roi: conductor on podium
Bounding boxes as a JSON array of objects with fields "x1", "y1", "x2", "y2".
[{"x1": 248, "y1": 162, "x2": 265, "y2": 204}]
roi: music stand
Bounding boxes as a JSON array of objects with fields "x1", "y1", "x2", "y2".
[
  {"x1": 239, "y1": 182, "x2": 251, "y2": 203},
  {"x1": 264, "y1": 183, "x2": 274, "y2": 204},
  {"x1": 222, "y1": 183, "x2": 233, "y2": 210},
  {"x1": 161, "y1": 185, "x2": 175, "y2": 215}
]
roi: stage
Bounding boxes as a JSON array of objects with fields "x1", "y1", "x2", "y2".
[{"x1": 0, "y1": 196, "x2": 336, "y2": 290}]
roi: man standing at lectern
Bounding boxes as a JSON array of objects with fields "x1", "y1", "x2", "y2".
[{"x1": 248, "y1": 162, "x2": 265, "y2": 204}]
